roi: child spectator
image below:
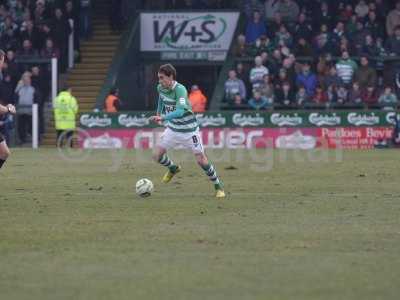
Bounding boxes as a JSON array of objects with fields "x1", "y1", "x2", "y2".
[
  {"x1": 337, "y1": 85, "x2": 349, "y2": 104},
  {"x1": 312, "y1": 85, "x2": 328, "y2": 104},
  {"x1": 378, "y1": 86, "x2": 398, "y2": 110},
  {"x1": 295, "y1": 86, "x2": 309, "y2": 107},
  {"x1": 248, "y1": 90, "x2": 271, "y2": 110}
]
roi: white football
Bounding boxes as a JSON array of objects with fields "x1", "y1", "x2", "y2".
[{"x1": 135, "y1": 178, "x2": 154, "y2": 197}]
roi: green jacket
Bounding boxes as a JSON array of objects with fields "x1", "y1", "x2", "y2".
[{"x1": 54, "y1": 91, "x2": 78, "y2": 130}]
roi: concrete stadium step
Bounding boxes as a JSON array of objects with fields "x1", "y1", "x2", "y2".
[
  {"x1": 42, "y1": 8, "x2": 120, "y2": 146},
  {"x1": 67, "y1": 79, "x2": 104, "y2": 86},
  {"x1": 68, "y1": 75, "x2": 106, "y2": 81}
]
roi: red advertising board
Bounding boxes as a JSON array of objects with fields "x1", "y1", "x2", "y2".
[{"x1": 78, "y1": 127, "x2": 394, "y2": 150}]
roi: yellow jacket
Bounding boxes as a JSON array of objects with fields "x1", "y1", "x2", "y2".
[{"x1": 54, "y1": 91, "x2": 78, "y2": 130}]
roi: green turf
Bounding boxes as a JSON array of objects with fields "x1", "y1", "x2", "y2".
[{"x1": 0, "y1": 148, "x2": 399, "y2": 300}]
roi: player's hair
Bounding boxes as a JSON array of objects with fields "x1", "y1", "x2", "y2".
[{"x1": 158, "y1": 64, "x2": 176, "y2": 80}]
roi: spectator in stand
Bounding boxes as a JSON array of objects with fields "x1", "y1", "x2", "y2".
[
  {"x1": 355, "y1": 0, "x2": 369, "y2": 19},
  {"x1": 233, "y1": 34, "x2": 248, "y2": 57},
  {"x1": 352, "y1": 21, "x2": 370, "y2": 55},
  {"x1": 52, "y1": 7, "x2": 71, "y2": 72},
  {"x1": 269, "y1": 13, "x2": 286, "y2": 39},
  {"x1": 294, "y1": 37, "x2": 313, "y2": 57},
  {"x1": 336, "y1": 51, "x2": 357, "y2": 86},
  {"x1": 189, "y1": 85, "x2": 207, "y2": 113},
  {"x1": 295, "y1": 85, "x2": 309, "y2": 106},
  {"x1": 248, "y1": 90, "x2": 271, "y2": 110},
  {"x1": 274, "y1": 68, "x2": 290, "y2": 91},
  {"x1": 80, "y1": 0, "x2": 92, "y2": 40},
  {"x1": 248, "y1": 35, "x2": 275, "y2": 57},
  {"x1": 0, "y1": 27, "x2": 19, "y2": 51},
  {"x1": 264, "y1": 0, "x2": 281, "y2": 21},
  {"x1": 361, "y1": 84, "x2": 378, "y2": 107},
  {"x1": 0, "y1": 16, "x2": 18, "y2": 36},
  {"x1": 224, "y1": 70, "x2": 246, "y2": 103},
  {"x1": 104, "y1": 86, "x2": 122, "y2": 113},
  {"x1": 331, "y1": 22, "x2": 346, "y2": 47},
  {"x1": 274, "y1": 24, "x2": 293, "y2": 48},
  {"x1": 294, "y1": 13, "x2": 313, "y2": 42},
  {"x1": 336, "y1": 85, "x2": 348, "y2": 105},
  {"x1": 326, "y1": 84, "x2": 338, "y2": 104},
  {"x1": 276, "y1": 81, "x2": 295, "y2": 107},
  {"x1": 230, "y1": 93, "x2": 245, "y2": 108},
  {"x1": 235, "y1": 62, "x2": 249, "y2": 91},
  {"x1": 15, "y1": 72, "x2": 36, "y2": 144},
  {"x1": 314, "y1": 24, "x2": 331, "y2": 56},
  {"x1": 386, "y1": 26, "x2": 400, "y2": 56},
  {"x1": 40, "y1": 37, "x2": 61, "y2": 59},
  {"x1": 296, "y1": 62, "x2": 317, "y2": 97},
  {"x1": 354, "y1": 56, "x2": 377, "y2": 89},
  {"x1": 338, "y1": 3, "x2": 353, "y2": 23},
  {"x1": 19, "y1": 20, "x2": 40, "y2": 50},
  {"x1": 259, "y1": 74, "x2": 274, "y2": 104},
  {"x1": 365, "y1": 11, "x2": 384, "y2": 41},
  {"x1": 249, "y1": 56, "x2": 269, "y2": 90},
  {"x1": 65, "y1": 0, "x2": 80, "y2": 56},
  {"x1": 278, "y1": 0, "x2": 299, "y2": 23},
  {"x1": 316, "y1": 54, "x2": 333, "y2": 82},
  {"x1": 361, "y1": 34, "x2": 380, "y2": 59},
  {"x1": 314, "y1": 2, "x2": 333, "y2": 29},
  {"x1": 348, "y1": 82, "x2": 363, "y2": 105},
  {"x1": 17, "y1": 39, "x2": 38, "y2": 58},
  {"x1": 312, "y1": 85, "x2": 328, "y2": 105},
  {"x1": 245, "y1": 10, "x2": 267, "y2": 44},
  {"x1": 387, "y1": 1, "x2": 400, "y2": 37},
  {"x1": 5, "y1": 50, "x2": 19, "y2": 86},
  {"x1": 378, "y1": 86, "x2": 398, "y2": 110}
]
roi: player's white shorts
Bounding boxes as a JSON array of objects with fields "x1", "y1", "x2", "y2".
[{"x1": 159, "y1": 127, "x2": 204, "y2": 154}]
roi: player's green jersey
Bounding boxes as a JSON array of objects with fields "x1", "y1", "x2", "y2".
[{"x1": 157, "y1": 81, "x2": 198, "y2": 133}]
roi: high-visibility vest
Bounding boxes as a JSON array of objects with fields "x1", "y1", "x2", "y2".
[{"x1": 53, "y1": 91, "x2": 78, "y2": 130}]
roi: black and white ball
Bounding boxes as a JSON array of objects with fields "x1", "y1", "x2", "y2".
[{"x1": 135, "y1": 178, "x2": 154, "y2": 197}]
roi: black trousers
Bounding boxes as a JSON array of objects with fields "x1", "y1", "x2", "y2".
[
  {"x1": 56, "y1": 130, "x2": 74, "y2": 147},
  {"x1": 18, "y1": 114, "x2": 32, "y2": 143}
]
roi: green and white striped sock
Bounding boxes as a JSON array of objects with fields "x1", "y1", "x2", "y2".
[
  {"x1": 201, "y1": 163, "x2": 222, "y2": 188},
  {"x1": 158, "y1": 154, "x2": 177, "y2": 172}
]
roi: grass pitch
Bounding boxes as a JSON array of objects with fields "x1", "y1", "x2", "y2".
[{"x1": 0, "y1": 148, "x2": 399, "y2": 300}]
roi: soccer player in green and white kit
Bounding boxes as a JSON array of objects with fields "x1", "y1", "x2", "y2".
[{"x1": 149, "y1": 64, "x2": 225, "y2": 198}]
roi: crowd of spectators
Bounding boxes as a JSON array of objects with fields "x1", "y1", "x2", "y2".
[{"x1": 225, "y1": 0, "x2": 400, "y2": 110}]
